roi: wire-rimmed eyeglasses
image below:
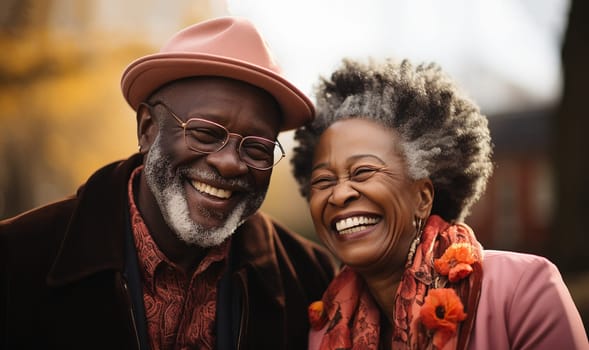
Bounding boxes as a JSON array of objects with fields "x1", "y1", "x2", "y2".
[{"x1": 142, "y1": 102, "x2": 285, "y2": 171}]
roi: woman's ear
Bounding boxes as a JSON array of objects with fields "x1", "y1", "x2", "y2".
[
  {"x1": 137, "y1": 103, "x2": 158, "y2": 154},
  {"x1": 415, "y1": 178, "x2": 434, "y2": 218}
]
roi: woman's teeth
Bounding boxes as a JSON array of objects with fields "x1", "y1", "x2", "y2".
[
  {"x1": 335, "y1": 216, "x2": 380, "y2": 235},
  {"x1": 192, "y1": 180, "x2": 232, "y2": 199}
]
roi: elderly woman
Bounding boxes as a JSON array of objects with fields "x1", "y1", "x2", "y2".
[{"x1": 291, "y1": 58, "x2": 588, "y2": 349}]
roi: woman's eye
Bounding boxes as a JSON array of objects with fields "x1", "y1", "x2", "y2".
[
  {"x1": 310, "y1": 176, "x2": 337, "y2": 190},
  {"x1": 351, "y1": 167, "x2": 379, "y2": 182}
]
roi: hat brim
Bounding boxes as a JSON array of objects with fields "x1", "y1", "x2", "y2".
[{"x1": 121, "y1": 52, "x2": 314, "y2": 131}]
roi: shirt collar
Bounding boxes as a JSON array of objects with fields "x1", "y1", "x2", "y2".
[{"x1": 126, "y1": 166, "x2": 230, "y2": 292}]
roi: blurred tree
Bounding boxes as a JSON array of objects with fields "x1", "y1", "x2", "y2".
[
  {"x1": 550, "y1": 0, "x2": 589, "y2": 334},
  {"x1": 551, "y1": 0, "x2": 589, "y2": 273},
  {"x1": 1, "y1": 0, "x2": 55, "y2": 218},
  {"x1": 0, "y1": 0, "x2": 216, "y2": 219}
]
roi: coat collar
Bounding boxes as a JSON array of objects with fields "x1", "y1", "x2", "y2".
[
  {"x1": 46, "y1": 152, "x2": 285, "y2": 307},
  {"x1": 47, "y1": 154, "x2": 143, "y2": 287},
  {"x1": 231, "y1": 212, "x2": 286, "y2": 308}
]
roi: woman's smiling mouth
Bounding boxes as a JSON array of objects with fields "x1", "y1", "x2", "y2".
[{"x1": 334, "y1": 216, "x2": 381, "y2": 235}]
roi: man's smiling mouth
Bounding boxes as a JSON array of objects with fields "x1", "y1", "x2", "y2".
[{"x1": 191, "y1": 180, "x2": 232, "y2": 199}]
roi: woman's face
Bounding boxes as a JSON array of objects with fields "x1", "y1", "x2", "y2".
[{"x1": 309, "y1": 118, "x2": 432, "y2": 274}]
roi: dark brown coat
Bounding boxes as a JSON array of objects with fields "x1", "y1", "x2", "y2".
[{"x1": 0, "y1": 154, "x2": 336, "y2": 349}]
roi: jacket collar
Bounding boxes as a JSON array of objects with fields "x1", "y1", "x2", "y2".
[
  {"x1": 46, "y1": 153, "x2": 285, "y2": 300},
  {"x1": 47, "y1": 154, "x2": 143, "y2": 287},
  {"x1": 231, "y1": 212, "x2": 286, "y2": 307}
]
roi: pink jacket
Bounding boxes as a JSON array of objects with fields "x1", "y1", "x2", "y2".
[
  {"x1": 309, "y1": 250, "x2": 588, "y2": 349},
  {"x1": 468, "y1": 250, "x2": 587, "y2": 349}
]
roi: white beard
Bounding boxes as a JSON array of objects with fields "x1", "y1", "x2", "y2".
[{"x1": 143, "y1": 134, "x2": 266, "y2": 247}]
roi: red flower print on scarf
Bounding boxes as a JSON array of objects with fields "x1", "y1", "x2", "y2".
[
  {"x1": 309, "y1": 301, "x2": 328, "y2": 331},
  {"x1": 420, "y1": 288, "x2": 467, "y2": 349},
  {"x1": 434, "y1": 243, "x2": 478, "y2": 282}
]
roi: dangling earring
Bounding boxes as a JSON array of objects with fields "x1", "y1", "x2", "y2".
[{"x1": 406, "y1": 216, "x2": 425, "y2": 265}]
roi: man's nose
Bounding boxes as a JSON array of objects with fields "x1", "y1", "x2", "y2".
[{"x1": 205, "y1": 136, "x2": 249, "y2": 177}]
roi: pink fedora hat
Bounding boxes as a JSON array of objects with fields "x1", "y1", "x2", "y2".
[{"x1": 121, "y1": 16, "x2": 314, "y2": 131}]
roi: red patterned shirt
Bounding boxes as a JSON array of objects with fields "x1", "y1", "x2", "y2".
[{"x1": 127, "y1": 166, "x2": 230, "y2": 350}]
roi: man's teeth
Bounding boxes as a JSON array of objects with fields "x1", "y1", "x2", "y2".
[
  {"x1": 192, "y1": 181, "x2": 232, "y2": 199},
  {"x1": 335, "y1": 216, "x2": 380, "y2": 235}
]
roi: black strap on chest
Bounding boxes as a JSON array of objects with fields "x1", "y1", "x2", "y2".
[
  {"x1": 123, "y1": 205, "x2": 150, "y2": 350},
  {"x1": 216, "y1": 242, "x2": 243, "y2": 350}
]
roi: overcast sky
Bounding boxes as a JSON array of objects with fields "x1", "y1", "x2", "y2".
[{"x1": 226, "y1": 0, "x2": 570, "y2": 116}]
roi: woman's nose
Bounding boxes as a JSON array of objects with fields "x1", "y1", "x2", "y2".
[{"x1": 327, "y1": 180, "x2": 360, "y2": 207}]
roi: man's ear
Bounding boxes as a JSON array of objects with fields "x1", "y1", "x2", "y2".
[
  {"x1": 415, "y1": 178, "x2": 434, "y2": 218},
  {"x1": 137, "y1": 103, "x2": 158, "y2": 153}
]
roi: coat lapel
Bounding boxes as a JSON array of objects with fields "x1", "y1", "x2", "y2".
[{"x1": 47, "y1": 154, "x2": 143, "y2": 287}]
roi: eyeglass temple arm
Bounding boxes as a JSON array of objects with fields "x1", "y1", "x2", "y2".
[{"x1": 141, "y1": 102, "x2": 187, "y2": 128}]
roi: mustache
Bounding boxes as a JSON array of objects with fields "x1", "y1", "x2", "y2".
[{"x1": 179, "y1": 166, "x2": 252, "y2": 191}]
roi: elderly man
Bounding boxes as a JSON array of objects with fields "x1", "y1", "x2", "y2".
[{"x1": 0, "y1": 17, "x2": 336, "y2": 350}]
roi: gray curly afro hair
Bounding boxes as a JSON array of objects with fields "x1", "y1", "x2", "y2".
[{"x1": 291, "y1": 58, "x2": 494, "y2": 222}]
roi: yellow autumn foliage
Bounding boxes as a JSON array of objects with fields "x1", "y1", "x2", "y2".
[{"x1": 0, "y1": 27, "x2": 151, "y2": 215}]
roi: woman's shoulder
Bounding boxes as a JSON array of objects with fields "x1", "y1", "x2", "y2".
[
  {"x1": 482, "y1": 249, "x2": 553, "y2": 264},
  {"x1": 478, "y1": 250, "x2": 558, "y2": 304},
  {"x1": 481, "y1": 249, "x2": 557, "y2": 278},
  {"x1": 479, "y1": 249, "x2": 565, "y2": 302},
  {"x1": 471, "y1": 249, "x2": 588, "y2": 349}
]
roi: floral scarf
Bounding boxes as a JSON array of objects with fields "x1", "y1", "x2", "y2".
[{"x1": 309, "y1": 215, "x2": 483, "y2": 350}]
